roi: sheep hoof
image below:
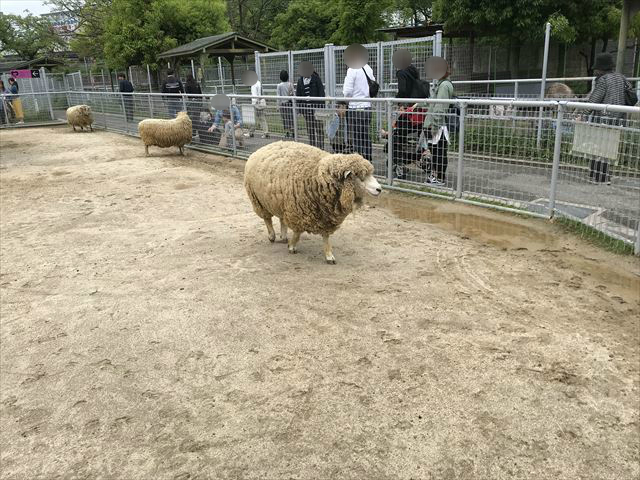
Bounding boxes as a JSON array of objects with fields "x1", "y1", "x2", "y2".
[
  {"x1": 325, "y1": 255, "x2": 336, "y2": 265},
  {"x1": 288, "y1": 246, "x2": 297, "y2": 254},
  {"x1": 268, "y1": 233, "x2": 276, "y2": 243}
]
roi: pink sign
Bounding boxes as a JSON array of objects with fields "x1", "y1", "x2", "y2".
[{"x1": 9, "y1": 69, "x2": 34, "y2": 79}]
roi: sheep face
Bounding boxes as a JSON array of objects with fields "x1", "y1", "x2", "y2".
[{"x1": 80, "y1": 105, "x2": 91, "y2": 116}]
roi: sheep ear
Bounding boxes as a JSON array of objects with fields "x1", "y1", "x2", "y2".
[{"x1": 344, "y1": 170, "x2": 352, "y2": 179}]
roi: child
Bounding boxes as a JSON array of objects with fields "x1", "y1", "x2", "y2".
[{"x1": 326, "y1": 101, "x2": 352, "y2": 153}]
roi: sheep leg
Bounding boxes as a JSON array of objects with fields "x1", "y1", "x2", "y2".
[
  {"x1": 90, "y1": 124, "x2": 93, "y2": 132},
  {"x1": 323, "y1": 234, "x2": 336, "y2": 264},
  {"x1": 264, "y1": 217, "x2": 276, "y2": 243},
  {"x1": 279, "y1": 219, "x2": 288, "y2": 242},
  {"x1": 145, "y1": 145, "x2": 149, "y2": 156},
  {"x1": 179, "y1": 146, "x2": 184, "y2": 155},
  {"x1": 288, "y1": 231, "x2": 301, "y2": 254},
  {"x1": 72, "y1": 125, "x2": 76, "y2": 132}
]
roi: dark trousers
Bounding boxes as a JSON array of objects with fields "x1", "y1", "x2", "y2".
[
  {"x1": 430, "y1": 136, "x2": 449, "y2": 182},
  {"x1": 166, "y1": 98, "x2": 182, "y2": 118},
  {"x1": 123, "y1": 95, "x2": 134, "y2": 122},
  {"x1": 279, "y1": 101, "x2": 294, "y2": 133},
  {"x1": 590, "y1": 159, "x2": 610, "y2": 183},
  {"x1": 301, "y1": 106, "x2": 324, "y2": 149},
  {"x1": 347, "y1": 108, "x2": 372, "y2": 161}
]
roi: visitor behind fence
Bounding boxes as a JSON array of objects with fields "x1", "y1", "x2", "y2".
[
  {"x1": 422, "y1": 58, "x2": 454, "y2": 186},
  {"x1": 343, "y1": 63, "x2": 375, "y2": 162},
  {"x1": 295, "y1": 70, "x2": 325, "y2": 149},
  {"x1": 208, "y1": 104, "x2": 243, "y2": 146},
  {"x1": 396, "y1": 64, "x2": 430, "y2": 103},
  {"x1": 185, "y1": 74, "x2": 202, "y2": 136},
  {"x1": 161, "y1": 70, "x2": 184, "y2": 118},
  {"x1": 117, "y1": 73, "x2": 134, "y2": 122},
  {"x1": 250, "y1": 78, "x2": 269, "y2": 138},
  {"x1": 277, "y1": 70, "x2": 294, "y2": 138},
  {"x1": 0, "y1": 79, "x2": 10, "y2": 125},
  {"x1": 585, "y1": 53, "x2": 635, "y2": 184},
  {"x1": 326, "y1": 101, "x2": 352, "y2": 153},
  {"x1": 7, "y1": 78, "x2": 24, "y2": 124}
]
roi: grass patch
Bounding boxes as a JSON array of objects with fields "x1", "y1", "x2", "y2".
[{"x1": 554, "y1": 216, "x2": 635, "y2": 255}]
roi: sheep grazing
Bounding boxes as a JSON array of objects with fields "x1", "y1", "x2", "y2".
[
  {"x1": 138, "y1": 111, "x2": 192, "y2": 156},
  {"x1": 244, "y1": 141, "x2": 382, "y2": 264},
  {"x1": 66, "y1": 105, "x2": 94, "y2": 132}
]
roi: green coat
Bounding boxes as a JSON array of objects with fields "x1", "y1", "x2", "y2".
[{"x1": 423, "y1": 79, "x2": 454, "y2": 130}]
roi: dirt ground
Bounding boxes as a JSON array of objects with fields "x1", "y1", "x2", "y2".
[{"x1": 1, "y1": 127, "x2": 639, "y2": 480}]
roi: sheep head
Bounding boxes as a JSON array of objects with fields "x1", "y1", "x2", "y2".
[{"x1": 326, "y1": 153, "x2": 381, "y2": 211}]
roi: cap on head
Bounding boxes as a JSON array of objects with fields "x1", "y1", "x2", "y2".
[{"x1": 593, "y1": 53, "x2": 614, "y2": 72}]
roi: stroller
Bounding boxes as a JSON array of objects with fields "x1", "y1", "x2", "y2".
[{"x1": 383, "y1": 105, "x2": 429, "y2": 179}]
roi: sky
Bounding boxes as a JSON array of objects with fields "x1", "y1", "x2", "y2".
[{"x1": 0, "y1": 0, "x2": 53, "y2": 16}]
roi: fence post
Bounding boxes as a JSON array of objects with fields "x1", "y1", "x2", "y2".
[
  {"x1": 292, "y1": 98, "x2": 299, "y2": 142},
  {"x1": 288, "y1": 51, "x2": 294, "y2": 82},
  {"x1": 78, "y1": 71, "x2": 84, "y2": 91},
  {"x1": 536, "y1": 21, "x2": 551, "y2": 148},
  {"x1": 456, "y1": 103, "x2": 467, "y2": 199},
  {"x1": 386, "y1": 100, "x2": 393, "y2": 186},
  {"x1": 434, "y1": 30, "x2": 443, "y2": 57},
  {"x1": 324, "y1": 44, "x2": 334, "y2": 97},
  {"x1": 41, "y1": 67, "x2": 55, "y2": 121},
  {"x1": 120, "y1": 92, "x2": 128, "y2": 132},
  {"x1": 190, "y1": 59, "x2": 196, "y2": 78},
  {"x1": 376, "y1": 41, "x2": 383, "y2": 133},
  {"x1": 100, "y1": 92, "x2": 106, "y2": 129},
  {"x1": 635, "y1": 223, "x2": 640, "y2": 256},
  {"x1": 514, "y1": 80, "x2": 519, "y2": 99},
  {"x1": 547, "y1": 102, "x2": 564, "y2": 218},
  {"x1": 254, "y1": 51, "x2": 262, "y2": 85},
  {"x1": 218, "y1": 57, "x2": 224, "y2": 93},
  {"x1": 230, "y1": 101, "x2": 237, "y2": 156}
]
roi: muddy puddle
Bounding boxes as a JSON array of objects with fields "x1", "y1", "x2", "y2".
[{"x1": 371, "y1": 193, "x2": 556, "y2": 250}]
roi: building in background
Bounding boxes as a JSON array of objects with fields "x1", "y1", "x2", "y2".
[{"x1": 41, "y1": 11, "x2": 78, "y2": 44}]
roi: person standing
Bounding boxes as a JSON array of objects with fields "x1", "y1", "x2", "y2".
[
  {"x1": 422, "y1": 58, "x2": 454, "y2": 185},
  {"x1": 7, "y1": 78, "x2": 24, "y2": 124},
  {"x1": 117, "y1": 73, "x2": 134, "y2": 122},
  {"x1": 295, "y1": 70, "x2": 325, "y2": 149},
  {"x1": 343, "y1": 62, "x2": 375, "y2": 161},
  {"x1": 585, "y1": 53, "x2": 633, "y2": 184},
  {"x1": 249, "y1": 77, "x2": 269, "y2": 138},
  {"x1": 0, "y1": 79, "x2": 10, "y2": 125},
  {"x1": 184, "y1": 74, "x2": 202, "y2": 136},
  {"x1": 161, "y1": 69, "x2": 184, "y2": 118},
  {"x1": 396, "y1": 63, "x2": 429, "y2": 103},
  {"x1": 276, "y1": 70, "x2": 294, "y2": 138}
]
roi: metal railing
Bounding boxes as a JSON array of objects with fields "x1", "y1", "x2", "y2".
[{"x1": 2, "y1": 90, "x2": 639, "y2": 254}]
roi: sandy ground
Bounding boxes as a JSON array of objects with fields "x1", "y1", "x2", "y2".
[{"x1": 1, "y1": 127, "x2": 639, "y2": 480}]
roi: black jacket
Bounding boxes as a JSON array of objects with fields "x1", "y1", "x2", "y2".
[
  {"x1": 185, "y1": 81, "x2": 202, "y2": 96},
  {"x1": 118, "y1": 79, "x2": 134, "y2": 94},
  {"x1": 396, "y1": 65, "x2": 428, "y2": 99},
  {"x1": 161, "y1": 75, "x2": 184, "y2": 94},
  {"x1": 295, "y1": 72, "x2": 325, "y2": 107}
]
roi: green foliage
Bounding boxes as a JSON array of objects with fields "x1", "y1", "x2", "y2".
[
  {"x1": 553, "y1": 217, "x2": 634, "y2": 255},
  {"x1": 330, "y1": 0, "x2": 393, "y2": 45},
  {"x1": 270, "y1": 0, "x2": 340, "y2": 49},
  {"x1": 0, "y1": 13, "x2": 64, "y2": 58},
  {"x1": 225, "y1": 0, "x2": 290, "y2": 43},
  {"x1": 385, "y1": 0, "x2": 432, "y2": 27},
  {"x1": 102, "y1": 0, "x2": 229, "y2": 70},
  {"x1": 548, "y1": 13, "x2": 577, "y2": 43}
]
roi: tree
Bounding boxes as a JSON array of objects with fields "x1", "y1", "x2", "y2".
[
  {"x1": 385, "y1": 0, "x2": 432, "y2": 27},
  {"x1": 226, "y1": 0, "x2": 291, "y2": 43},
  {"x1": 102, "y1": 0, "x2": 229, "y2": 69},
  {"x1": 331, "y1": 0, "x2": 394, "y2": 45},
  {"x1": 0, "y1": 13, "x2": 64, "y2": 58},
  {"x1": 270, "y1": 0, "x2": 340, "y2": 49}
]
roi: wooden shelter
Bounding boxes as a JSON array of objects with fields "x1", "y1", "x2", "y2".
[{"x1": 157, "y1": 32, "x2": 276, "y2": 86}]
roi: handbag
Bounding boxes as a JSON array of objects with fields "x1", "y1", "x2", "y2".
[{"x1": 362, "y1": 68, "x2": 379, "y2": 98}]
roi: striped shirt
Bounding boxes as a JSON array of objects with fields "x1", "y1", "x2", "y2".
[{"x1": 588, "y1": 72, "x2": 631, "y2": 120}]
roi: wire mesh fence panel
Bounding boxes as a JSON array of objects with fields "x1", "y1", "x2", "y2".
[
  {"x1": 259, "y1": 52, "x2": 290, "y2": 94},
  {"x1": 380, "y1": 37, "x2": 435, "y2": 96},
  {"x1": 292, "y1": 49, "x2": 326, "y2": 88},
  {"x1": 0, "y1": 92, "x2": 62, "y2": 127},
  {"x1": 333, "y1": 43, "x2": 379, "y2": 94},
  {"x1": 551, "y1": 106, "x2": 640, "y2": 253}
]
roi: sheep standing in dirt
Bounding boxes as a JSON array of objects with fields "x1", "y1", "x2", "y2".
[
  {"x1": 244, "y1": 141, "x2": 382, "y2": 264},
  {"x1": 66, "y1": 105, "x2": 94, "y2": 132},
  {"x1": 138, "y1": 111, "x2": 192, "y2": 156}
]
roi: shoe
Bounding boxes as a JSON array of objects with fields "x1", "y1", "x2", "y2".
[
  {"x1": 426, "y1": 175, "x2": 444, "y2": 186},
  {"x1": 261, "y1": 133, "x2": 270, "y2": 139},
  {"x1": 17, "y1": 120, "x2": 24, "y2": 124}
]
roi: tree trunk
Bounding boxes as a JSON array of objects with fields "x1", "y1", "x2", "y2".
[
  {"x1": 556, "y1": 43, "x2": 566, "y2": 77},
  {"x1": 509, "y1": 40, "x2": 521, "y2": 77}
]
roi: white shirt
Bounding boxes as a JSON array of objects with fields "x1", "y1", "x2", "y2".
[
  {"x1": 251, "y1": 81, "x2": 262, "y2": 105},
  {"x1": 343, "y1": 64, "x2": 375, "y2": 109}
]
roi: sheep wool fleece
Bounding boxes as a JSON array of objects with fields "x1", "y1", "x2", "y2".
[
  {"x1": 66, "y1": 105, "x2": 94, "y2": 130},
  {"x1": 244, "y1": 141, "x2": 374, "y2": 235},
  {"x1": 138, "y1": 111, "x2": 192, "y2": 148}
]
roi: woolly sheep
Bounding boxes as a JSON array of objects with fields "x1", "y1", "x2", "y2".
[
  {"x1": 545, "y1": 82, "x2": 574, "y2": 98},
  {"x1": 138, "y1": 111, "x2": 192, "y2": 156},
  {"x1": 66, "y1": 105, "x2": 94, "y2": 132},
  {"x1": 244, "y1": 141, "x2": 382, "y2": 264}
]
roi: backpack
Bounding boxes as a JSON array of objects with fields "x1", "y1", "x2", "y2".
[
  {"x1": 439, "y1": 79, "x2": 460, "y2": 134},
  {"x1": 412, "y1": 79, "x2": 431, "y2": 99},
  {"x1": 624, "y1": 81, "x2": 638, "y2": 106},
  {"x1": 362, "y1": 67, "x2": 379, "y2": 98}
]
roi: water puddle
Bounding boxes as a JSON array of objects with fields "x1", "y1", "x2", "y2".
[{"x1": 371, "y1": 194, "x2": 555, "y2": 250}]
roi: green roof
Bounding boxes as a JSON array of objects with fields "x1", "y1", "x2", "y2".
[
  {"x1": 0, "y1": 56, "x2": 65, "y2": 72},
  {"x1": 158, "y1": 32, "x2": 275, "y2": 59}
]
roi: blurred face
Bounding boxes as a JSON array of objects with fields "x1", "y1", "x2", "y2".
[{"x1": 337, "y1": 105, "x2": 347, "y2": 117}]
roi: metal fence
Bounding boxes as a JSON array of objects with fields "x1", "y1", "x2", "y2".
[{"x1": 2, "y1": 90, "x2": 639, "y2": 254}]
